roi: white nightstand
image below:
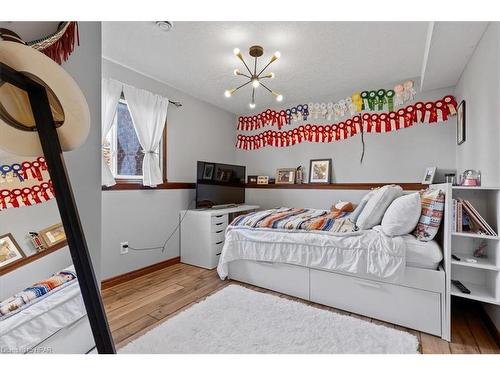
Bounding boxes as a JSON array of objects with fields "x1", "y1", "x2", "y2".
[{"x1": 180, "y1": 205, "x2": 260, "y2": 269}]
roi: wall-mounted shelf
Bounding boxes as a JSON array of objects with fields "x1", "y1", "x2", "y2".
[
  {"x1": 452, "y1": 232, "x2": 500, "y2": 240},
  {"x1": 0, "y1": 240, "x2": 68, "y2": 276},
  {"x1": 452, "y1": 186, "x2": 500, "y2": 191},
  {"x1": 246, "y1": 182, "x2": 426, "y2": 191}
]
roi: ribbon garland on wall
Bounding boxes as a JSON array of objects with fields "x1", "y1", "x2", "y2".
[
  {"x1": 0, "y1": 157, "x2": 56, "y2": 211},
  {"x1": 235, "y1": 95, "x2": 457, "y2": 150},
  {"x1": 237, "y1": 80, "x2": 418, "y2": 131}
]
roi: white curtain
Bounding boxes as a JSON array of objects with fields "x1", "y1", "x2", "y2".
[
  {"x1": 123, "y1": 85, "x2": 169, "y2": 187},
  {"x1": 101, "y1": 79, "x2": 123, "y2": 187}
]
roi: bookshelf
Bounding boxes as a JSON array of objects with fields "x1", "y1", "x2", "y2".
[{"x1": 449, "y1": 186, "x2": 500, "y2": 306}]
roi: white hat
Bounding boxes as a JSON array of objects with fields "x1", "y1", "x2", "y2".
[{"x1": 0, "y1": 32, "x2": 89, "y2": 156}]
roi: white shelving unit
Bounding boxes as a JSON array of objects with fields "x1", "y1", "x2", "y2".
[{"x1": 449, "y1": 186, "x2": 500, "y2": 307}]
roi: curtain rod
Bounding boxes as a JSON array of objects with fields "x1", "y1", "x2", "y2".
[{"x1": 119, "y1": 92, "x2": 181, "y2": 107}]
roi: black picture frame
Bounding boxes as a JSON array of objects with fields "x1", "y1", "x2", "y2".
[
  {"x1": 309, "y1": 159, "x2": 332, "y2": 184},
  {"x1": 457, "y1": 100, "x2": 466, "y2": 145},
  {"x1": 0, "y1": 62, "x2": 115, "y2": 353}
]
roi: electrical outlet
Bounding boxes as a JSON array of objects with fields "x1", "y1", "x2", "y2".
[{"x1": 120, "y1": 242, "x2": 129, "y2": 255}]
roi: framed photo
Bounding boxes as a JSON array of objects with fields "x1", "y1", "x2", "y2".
[
  {"x1": 247, "y1": 175, "x2": 258, "y2": 184},
  {"x1": 422, "y1": 167, "x2": 437, "y2": 185},
  {"x1": 0, "y1": 233, "x2": 25, "y2": 269},
  {"x1": 39, "y1": 223, "x2": 66, "y2": 248},
  {"x1": 202, "y1": 163, "x2": 215, "y2": 180},
  {"x1": 457, "y1": 100, "x2": 466, "y2": 145},
  {"x1": 257, "y1": 176, "x2": 269, "y2": 185},
  {"x1": 309, "y1": 159, "x2": 332, "y2": 183},
  {"x1": 276, "y1": 168, "x2": 296, "y2": 184}
]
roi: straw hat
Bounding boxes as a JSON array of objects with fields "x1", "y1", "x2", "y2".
[{"x1": 0, "y1": 29, "x2": 89, "y2": 156}]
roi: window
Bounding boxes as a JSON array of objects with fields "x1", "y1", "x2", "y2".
[{"x1": 103, "y1": 98, "x2": 165, "y2": 181}]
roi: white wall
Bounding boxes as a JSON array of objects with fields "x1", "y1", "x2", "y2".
[
  {"x1": 236, "y1": 87, "x2": 457, "y2": 183},
  {"x1": 454, "y1": 22, "x2": 500, "y2": 331},
  {"x1": 101, "y1": 59, "x2": 237, "y2": 279}
]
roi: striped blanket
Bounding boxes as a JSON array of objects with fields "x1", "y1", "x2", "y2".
[
  {"x1": 0, "y1": 268, "x2": 77, "y2": 319},
  {"x1": 230, "y1": 207, "x2": 355, "y2": 232}
]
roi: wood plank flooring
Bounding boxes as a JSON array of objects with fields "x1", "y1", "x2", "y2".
[{"x1": 102, "y1": 263, "x2": 499, "y2": 353}]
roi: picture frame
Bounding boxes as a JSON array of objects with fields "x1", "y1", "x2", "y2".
[
  {"x1": 457, "y1": 100, "x2": 466, "y2": 145},
  {"x1": 247, "y1": 175, "x2": 258, "y2": 184},
  {"x1": 202, "y1": 163, "x2": 215, "y2": 180},
  {"x1": 0, "y1": 233, "x2": 25, "y2": 269},
  {"x1": 39, "y1": 223, "x2": 67, "y2": 248},
  {"x1": 309, "y1": 159, "x2": 332, "y2": 184},
  {"x1": 422, "y1": 167, "x2": 437, "y2": 185},
  {"x1": 257, "y1": 175, "x2": 269, "y2": 185},
  {"x1": 275, "y1": 168, "x2": 296, "y2": 184}
]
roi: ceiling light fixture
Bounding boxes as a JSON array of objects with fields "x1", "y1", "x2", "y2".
[{"x1": 224, "y1": 45, "x2": 282, "y2": 109}]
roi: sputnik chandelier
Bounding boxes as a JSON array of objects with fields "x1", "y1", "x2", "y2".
[{"x1": 224, "y1": 45, "x2": 283, "y2": 109}]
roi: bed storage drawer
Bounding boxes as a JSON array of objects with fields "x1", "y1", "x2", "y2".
[
  {"x1": 228, "y1": 260, "x2": 309, "y2": 300},
  {"x1": 310, "y1": 269, "x2": 441, "y2": 336}
]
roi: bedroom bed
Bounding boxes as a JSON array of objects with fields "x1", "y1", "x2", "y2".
[
  {"x1": 217, "y1": 183, "x2": 451, "y2": 340},
  {"x1": 0, "y1": 265, "x2": 95, "y2": 354}
]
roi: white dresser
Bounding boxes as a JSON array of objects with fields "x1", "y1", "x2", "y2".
[{"x1": 180, "y1": 205, "x2": 260, "y2": 269}]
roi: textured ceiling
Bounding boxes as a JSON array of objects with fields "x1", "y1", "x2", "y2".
[{"x1": 103, "y1": 22, "x2": 431, "y2": 115}]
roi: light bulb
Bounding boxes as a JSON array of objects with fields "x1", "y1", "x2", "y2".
[
  {"x1": 269, "y1": 72, "x2": 275, "y2": 79},
  {"x1": 233, "y1": 48, "x2": 240, "y2": 56},
  {"x1": 276, "y1": 94, "x2": 283, "y2": 102},
  {"x1": 249, "y1": 102, "x2": 256, "y2": 109},
  {"x1": 224, "y1": 90, "x2": 232, "y2": 98},
  {"x1": 273, "y1": 51, "x2": 281, "y2": 59},
  {"x1": 251, "y1": 79, "x2": 260, "y2": 88},
  {"x1": 233, "y1": 69, "x2": 240, "y2": 76}
]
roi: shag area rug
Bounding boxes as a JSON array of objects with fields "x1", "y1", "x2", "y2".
[{"x1": 120, "y1": 285, "x2": 419, "y2": 354}]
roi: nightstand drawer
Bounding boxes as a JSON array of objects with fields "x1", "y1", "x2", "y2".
[
  {"x1": 211, "y1": 242, "x2": 224, "y2": 256},
  {"x1": 211, "y1": 215, "x2": 228, "y2": 225},
  {"x1": 211, "y1": 221, "x2": 227, "y2": 232},
  {"x1": 211, "y1": 229, "x2": 225, "y2": 244}
]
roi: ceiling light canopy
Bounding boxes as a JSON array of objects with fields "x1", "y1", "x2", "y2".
[{"x1": 224, "y1": 45, "x2": 282, "y2": 109}]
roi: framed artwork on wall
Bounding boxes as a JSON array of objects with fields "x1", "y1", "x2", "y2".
[
  {"x1": 422, "y1": 167, "x2": 437, "y2": 185},
  {"x1": 309, "y1": 159, "x2": 332, "y2": 184},
  {"x1": 276, "y1": 168, "x2": 296, "y2": 184},
  {"x1": 39, "y1": 223, "x2": 67, "y2": 248},
  {"x1": 457, "y1": 100, "x2": 466, "y2": 145},
  {"x1": 0, "y1": 233, "x2": 25, "y2": 270}
]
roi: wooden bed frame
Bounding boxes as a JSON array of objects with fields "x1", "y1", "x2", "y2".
[{"x1": 227, "y1": 183, "x2": 452, "y2": 341}]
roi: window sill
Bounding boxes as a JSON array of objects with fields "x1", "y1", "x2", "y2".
[{"x1": 102, "y1": 181, "x2": 195, "y2": 191}]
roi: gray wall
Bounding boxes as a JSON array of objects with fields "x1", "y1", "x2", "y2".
[
  {"x1": 0, "y1": 22, "x2": 102, "y2": 298},
  {"x1": 101, "y1": 59, "x2": 237, "y2": 279},
  {"x1": 236, "y1": 87, "x2": 457, "y2": 183},
  {"x1": 454, "y1": 22, "x2": 500, "y2": 331}
]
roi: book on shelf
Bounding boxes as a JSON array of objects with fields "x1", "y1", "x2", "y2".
[{"x1": 453, "y1": 198, "x2": 498, "y2": 236}]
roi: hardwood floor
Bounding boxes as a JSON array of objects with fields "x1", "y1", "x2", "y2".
[{"x1": 102, "y1": 263, "x2": 499, "y2": 353}]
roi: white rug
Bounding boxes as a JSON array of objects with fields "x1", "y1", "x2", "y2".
[{"x1": 120, "y1": 285, "x2": 419, "y2": 354}]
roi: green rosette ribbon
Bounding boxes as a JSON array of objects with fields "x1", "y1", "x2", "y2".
[
  {"x1": 360, "y1": 91, "x2": 369, "y2": 111},
  {"x1": 368, "y1": 90, "x2": 377, "y2": 111},
  {"x1": 376, "y1": 89, "x2": 386, "y2": 111},
  {"x1": 385, "y1": 89, "x2": 395, "y2": 112}
]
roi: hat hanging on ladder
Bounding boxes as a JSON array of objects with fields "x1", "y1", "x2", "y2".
[{"x1": 0, "y1": 29, "x2": 89, "y2": 156}]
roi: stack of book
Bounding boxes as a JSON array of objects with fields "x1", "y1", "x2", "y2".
[{"x1": 453, "y1": 198, "x2": 497, "y2": 236}]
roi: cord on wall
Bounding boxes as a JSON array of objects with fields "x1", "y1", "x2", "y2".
[{"x1": 126, "y1": 199, "x2": 196, "y2": 253}]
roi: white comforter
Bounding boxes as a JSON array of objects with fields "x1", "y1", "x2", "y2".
[{"x1": 217, "y1": 226, "x2": 405, "y2": 281}]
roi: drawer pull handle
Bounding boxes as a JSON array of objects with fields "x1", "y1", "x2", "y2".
[
  {"x1": 215, "y1": 241, "x2": 224, "y2": 245},
  {"x1": 355, "y1": 280, "x2": 382, "y2": 289},
  {"x1": 216, "y1": 252, "x2": 221, "y2": 256},
  {"x1": 215, "y1": 215, "x2": 223, "y2": 218},
  {"x1": 216, "y1": 230, "x2": 223, "y2": 234},
  {"x1": 215, "y1": 222, "x2": 224, "y2": 226}
]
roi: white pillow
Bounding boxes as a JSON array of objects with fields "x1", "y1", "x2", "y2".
[
  {"x1": 381, "y1": 192, "x2": 422, "y2": 236},
  {"x1": 356, "y1": 185, "x2": 403, "y2": 230},
  {"x1": 349, "y1": 189, "x2": 377, "y2": 223}
]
